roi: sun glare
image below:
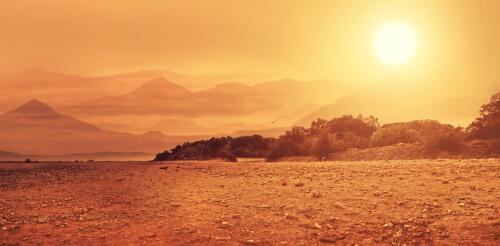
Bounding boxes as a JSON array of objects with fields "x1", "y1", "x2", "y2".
[{"x1": 374, "y1": 21, "x2": 417, "y2": 65}]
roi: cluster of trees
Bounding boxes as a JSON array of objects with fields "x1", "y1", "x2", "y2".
[
  {"x1": 370, "y1": 120, "x2": 465, "y2": 152},
  {"x1": 267, "y1": 115, "x2": 379, "y2": 160},
  {"x1": 154, "y1": 135, "x2": 274, "y2": 162},
  {"x1": 467, "y1": 92, "x2": 500, "y2": 139},
  {"x1": 154, "y1": 92, "x2": 499, "y2": 162}
]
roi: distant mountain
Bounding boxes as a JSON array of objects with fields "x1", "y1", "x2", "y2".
[
  {"x1": 0, "y1": 150, "x2": 22, "y2": 158},
  {"x1": 67, "y1": 77, "x2": 351, "y2": 118},
  {"x1": 0, "y1": 70, "x2": 355, "y2": 136},
  {"x1": 0, "y1": 100, "x2": 202, "y2": 156},
  {"x1": 295, "y1": 86, "x2": 485, "y2": 127},
  {"x1": 0, "y1": 152, "x2": 155, "y2": 162},
  {"x1": 0, "y1": 69, "x2": 240, "y2": 112},
  {"x1": 64, "y1": 77, "x2": 200, "y2": 116},
  {"x1": 124, "y1": 77, "x2": 193, "y2": 98},
  {"x1": 1, "y1": 99, "x2": 100, "y2": 131},
  {"x1": 0, "y1": 70, "x2": 162, "y2": 113},
  {"x1": 231, "y1": 127, "x2": 288, "y2": 138},
  {"x1": 11, "y1": 98, "x2": 58, "y2": 114},
  {"x1": 149, "y1": 118, "x2": 213, "y2": 136},
  {"x1": 112, "y1": 69, "x2": 253, "y2": 90}
]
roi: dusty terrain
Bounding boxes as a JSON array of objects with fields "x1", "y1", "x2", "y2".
[{"x1": 0, "y1": 159, "x2": 499, "y2": 245}]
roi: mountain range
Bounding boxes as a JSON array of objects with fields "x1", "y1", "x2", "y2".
[
  {"x1": 0, "y1": 69, "x2": 493, "y2": 163},
  {"x1": 64, "y1": 77, "x2": 349, "y2": 117},
  {"x1": 0, "y1": 99, "x2": 203, "y2": 156},
  {"x1": 0, "y1": 70, "x2": 353, "y2": 136},
  {"x1": 295, "y1": 85, "x2": 488, "y2": 127}
]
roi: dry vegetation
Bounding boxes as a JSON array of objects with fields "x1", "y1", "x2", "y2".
[
  {"x1": 1, "y1": 159, "x2": 499, "y2": 245},
  {"x1": 155, "y1": 92, "x2": 500, "y2": 162}
]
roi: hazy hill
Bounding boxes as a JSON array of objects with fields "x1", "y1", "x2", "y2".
[
  {"x1": 0, "y1": 70, "x2": 159, "y2": 112},
  {"x1": 0, "y1": 70, "x2": 354, "y2": 136},
  {"x1": 149, "y1": 118, "x2": 214, "y2": 136},
  {"x1": 124, "y1": 77, "x2": 193, "y2": 98},
  {"x1": 112, "y1": 69, "x2": 259, "y2": 90},
  {"x1": 0, "y1": 100, "x2": 201, "y2": 155},
  {"x1": 64, "y1": 77, "x2": 200, "y2": 116},
  {"x1": 67, "y1": 78, "x2": 350, "y2": 117},
  {"x1": 0, "y1": 69, "x2": 241, "y2": 112},
  {"x1": 295, "y1": 86, "x2": 487, "y2": 127},
  {"x1": 0, "y1": 150, "x2": 22, "y2": 159}
]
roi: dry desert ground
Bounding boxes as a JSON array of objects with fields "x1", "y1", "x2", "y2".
[{"x1": 0, "y1": 159, "x2": 499, "y2": 245}]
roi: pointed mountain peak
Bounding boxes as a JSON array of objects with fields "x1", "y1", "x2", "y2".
[
  {"x1": 141, "y1": 77, "x2": 182, "y2": 87},
  {"x1": 11, "y1": 99, "x2": 58, "y2": 115},
  {"x1": 129, "y1": 77, "x2": 192, "y2": 96}
]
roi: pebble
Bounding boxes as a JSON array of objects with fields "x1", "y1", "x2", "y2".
[
  {"x1": 311, "y1": 191, "x2": 321, "y2": 198},
  {"x1": 242, "y1": 239, "x2": 257, "y2": 245},
  {"x1": 219, "y1": 221, "x2": 231, "y2": 228},
  {"x1": 319, "y1": 237, "x2": 337, "y2": 243},
  {"x1": 314, "y1": 222, "x2": 322, "y2": 229},
  {"x1": 214, "y1": 236, "x2": 231, "y2": 240}
]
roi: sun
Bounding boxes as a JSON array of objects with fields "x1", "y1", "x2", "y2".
[{"x1": 373, "y1": 21, "x2": 417, "y2": 65}]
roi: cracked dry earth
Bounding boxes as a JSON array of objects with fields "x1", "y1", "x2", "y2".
[{"x1": 0, "y1": 159, "x2": 499, "y2": 245}]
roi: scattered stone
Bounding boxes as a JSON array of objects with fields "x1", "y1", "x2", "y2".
[
  {"x1": 311, "y1": 191, "x2": 322, "y2": 198},
  {"x1": 295, "y1": 181, "x2": 304, "y2": 187},
  {"x1": 159, "y1": 166, "x2": 168, "y2": 170},
  {"x1": 214, "y1": 236, "x2": 231, "y2": 240},
  {"x1": 319, "y1": 237, "x2": 337, "y2": 244},
  {"x1": 319, "y1": 234, "x2": 345, "y2": 244},
  {"x1": 242, "y1": 239, "x2": 258, "y2": 245},
  {"x1": 219, "y1": 221, "x2": 231, "y2": 228}
]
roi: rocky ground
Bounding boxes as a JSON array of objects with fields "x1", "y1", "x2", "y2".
[{"x1": 0, "y1": 159, "x2": 499, "y2": 245}]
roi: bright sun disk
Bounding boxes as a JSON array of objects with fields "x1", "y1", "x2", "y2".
[{"x1": 374, "y1": 21, "x2": 417, "y2": 65}]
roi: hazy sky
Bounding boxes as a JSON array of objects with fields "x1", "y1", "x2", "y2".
[{"x1": 0, "y1": 0, "x2": 499, "y2": 89}]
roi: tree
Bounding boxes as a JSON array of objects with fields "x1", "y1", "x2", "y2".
[
  {"x1": 467, "y1": 92, "x2": 500, "y2": 139},
  {"x1": 311, "y1": 133, "x2": 334, "y2": 158}
]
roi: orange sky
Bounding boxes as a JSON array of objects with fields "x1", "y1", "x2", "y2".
[{"x1": 0, "y1": 0, "x2": 499, "y2": 90}]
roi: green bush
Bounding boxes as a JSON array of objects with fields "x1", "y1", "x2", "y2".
[
  {"x1": 419, "y1": 123, "x2": 465, "y2": 153},
  {"x1": 370, "y1": 123, "x2": 419, "y2": 147},
  {"x1": 467, "y1": 92, "x2": 500, "y2": 139},
  {"x1": 267, "y1": 115, "x2": 378, "y2": 161},
  {"x1": 311, "y1": 133, "x2": 334, "y2": 158}
]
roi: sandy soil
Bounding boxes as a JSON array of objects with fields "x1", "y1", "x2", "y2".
[{"x1": 0, "y1": 159, "x2": 499, "y2": 245}]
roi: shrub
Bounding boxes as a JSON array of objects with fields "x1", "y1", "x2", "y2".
[
  {"x1": 321, "y1": 115, "x2": 379, "y2": 138},
  {"x1": 267, "y1": 115, "x2": 378, "y2": 160},
  {"x1": 311, "y1": 133, "x2": 334, "y2": 158},
  {"x1": 371, "y1": 123, "x2": 419, "y2": 147},
  {"x1": 420, "y1": 123, "x2": 465, "y2": 153},
  {"x1": 154, "y1": 135, "x2": 274, "y2": 162},
  {"x1": 230, "y1": 135, "x2": 273, "y2": 157},
  {"x1": 467, "y1": 92, "x2": 500, "y2": 139}
]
